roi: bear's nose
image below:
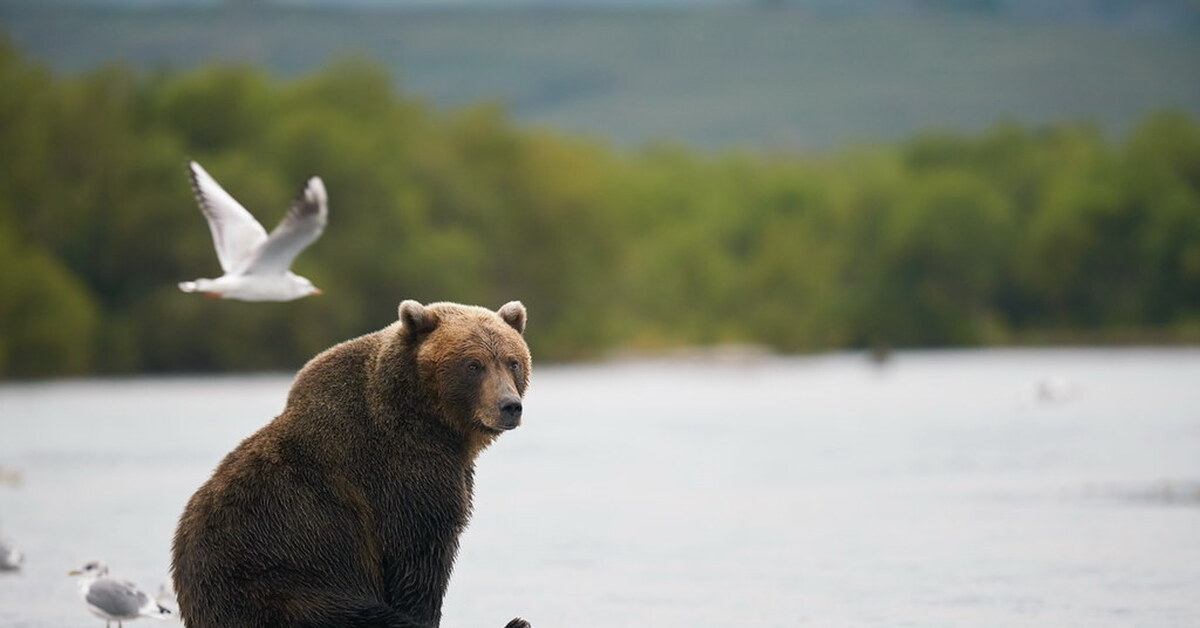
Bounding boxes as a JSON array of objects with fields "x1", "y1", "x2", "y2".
[{"x1": 499, "y1": 398, "x2": 523, "y2": 428}]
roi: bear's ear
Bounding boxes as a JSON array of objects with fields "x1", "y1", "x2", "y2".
[
  {"x1": 497, "y1": 301, "x2": 526, "y2": 335},
  {"x1": 399, "y1": 300, "x2": 439, "y2": 339}
]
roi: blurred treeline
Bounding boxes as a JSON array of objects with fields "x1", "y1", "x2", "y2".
[{"x1": 2, "y1": 40, "x2": 1199, "y2": 378}]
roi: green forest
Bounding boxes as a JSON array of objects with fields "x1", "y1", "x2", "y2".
[{"x1": 2, "y1": 39, "x2": 1199, "y2": 378}]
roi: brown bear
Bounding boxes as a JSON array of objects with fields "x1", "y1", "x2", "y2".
[{"x1": 172, "y1": 300, "x2": 533, "y2": 628}]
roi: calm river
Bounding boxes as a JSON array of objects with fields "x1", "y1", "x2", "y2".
[{"x1": 1, "y1": 348, "x2": 1199, "y2": 627}]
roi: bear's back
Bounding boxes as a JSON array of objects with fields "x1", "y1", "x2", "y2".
[{"x1": 284, "y1": 328, "x2": 386, "y2": 422}]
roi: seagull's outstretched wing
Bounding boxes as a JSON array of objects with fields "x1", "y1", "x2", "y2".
[
  {"x1": 188, "y1": 161, "x2": 269, "y2": 274},
  {"x1": 243, "y1": 176, "x2": 328, "y2": 276}
]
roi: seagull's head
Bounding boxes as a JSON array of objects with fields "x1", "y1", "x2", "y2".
[{"x1": 68, "y1": 559, "x2": 109, "y2": 579}]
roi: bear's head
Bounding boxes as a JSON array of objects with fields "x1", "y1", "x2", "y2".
[{"x1": 399, "y1": 300, "x2": 531, "y2": 442}]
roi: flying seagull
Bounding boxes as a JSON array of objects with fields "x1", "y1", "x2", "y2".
[
  {"x1": 179, "y1": 161, "x2": 328, "y2": 301},
  {"x1": 69, "y1": 560, "x2": 172, "y2": 627}
]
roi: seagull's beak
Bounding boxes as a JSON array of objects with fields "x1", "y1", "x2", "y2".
[
  {"x1": 67, "y1": 569, "x2": 81, "y2": 576},
  {"x1": 312, "y1": 288, "x2": 323, "y2": 296}
]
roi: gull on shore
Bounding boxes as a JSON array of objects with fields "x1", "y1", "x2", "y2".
[
  {"x1": 179, "y1": 160, "x2": 328, "y2": 301},
  {"x1": 68, "y1": 560, "x2": 172, "y2": 627},
  {"x1": 0, "y1": 536, "x2": 21, "y2": 570}
]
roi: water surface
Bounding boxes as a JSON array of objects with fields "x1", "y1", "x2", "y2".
[{"x1": 1, "y1": 349, "x2": 1198, "y2": 627}]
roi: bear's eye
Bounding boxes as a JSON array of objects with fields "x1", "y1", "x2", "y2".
[
  {"x1": 467, "y1": 360, "x2": 483, "y2": 373},
  {"x1": 508, "y1": 360, "x2": 520, "y2": 372}
]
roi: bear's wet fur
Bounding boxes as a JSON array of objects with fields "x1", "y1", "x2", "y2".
[{"x1": 172, "y1": 300, "x2": 533, "y2": 628}]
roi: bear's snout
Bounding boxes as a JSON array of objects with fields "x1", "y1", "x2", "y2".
[{"x1": 498, "y1": 398, "x2": 523, "y2": 429}]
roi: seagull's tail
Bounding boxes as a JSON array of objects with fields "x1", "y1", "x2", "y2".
[
  {"x1": 140, "y1": 604, "x2": 172, "y2": 620},
  {"x1": 143, "y1": 597, "x2": 173, "y2": 620},
  {"x1": 178, "y1": 281, "x2": 199, "y2": 293},
  {"x1": 152, "y1": 582, "x2": 177, "y2": 619}
]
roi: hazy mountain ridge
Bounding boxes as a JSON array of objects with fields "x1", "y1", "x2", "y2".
[
  {"x1": 1, "y1": 1, "x2": 1198, "y2": 147},
  {"x1": 4, "y1": 0, "x2": 1200, "y2": 27}
]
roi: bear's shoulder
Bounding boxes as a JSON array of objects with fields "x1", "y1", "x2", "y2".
[{"x1": 284, "y1": 326, "x2": 391, "y2": 412}]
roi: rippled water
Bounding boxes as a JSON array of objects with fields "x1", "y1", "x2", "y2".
[{"x1": 2, "y1": 349, "x2": 1199, "y2": 627}]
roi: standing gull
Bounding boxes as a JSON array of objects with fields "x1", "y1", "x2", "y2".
[
  {"x1": 178, "y1": 161, "x2": 328, "y2": 301},
  {"x1": 0, "y1": 536, "x2": 21, "y2": 570},
  {"x1": 69, "y1": 560, "x2": 172, "y2": 627}
]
